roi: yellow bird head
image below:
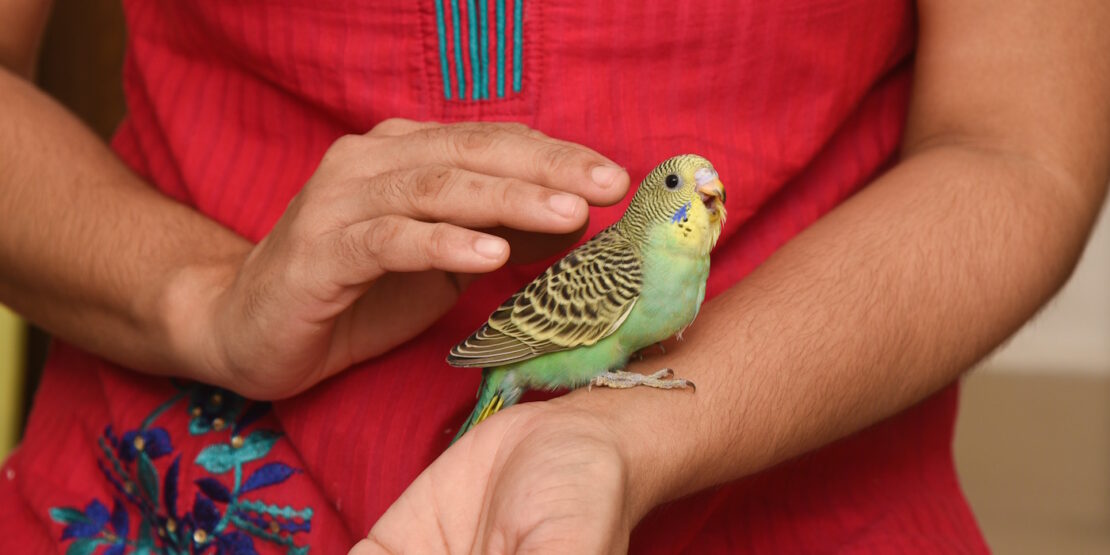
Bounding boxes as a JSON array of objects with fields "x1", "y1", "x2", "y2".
[{"x1": 620, "y1": 154, "x2": 727, "y2": 251}]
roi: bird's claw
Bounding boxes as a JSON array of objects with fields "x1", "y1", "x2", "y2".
[{"x1": 590, "y1": 368, "x2": 696, "y2": 392}]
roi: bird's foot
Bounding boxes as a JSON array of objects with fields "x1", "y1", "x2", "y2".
[{"x1": 590, "y1": 368, "x2": 695, "y2": 392}]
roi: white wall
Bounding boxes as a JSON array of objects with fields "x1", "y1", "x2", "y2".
[{"x1": 980, "y1": 197, "x2": 1110, "y2": 375}]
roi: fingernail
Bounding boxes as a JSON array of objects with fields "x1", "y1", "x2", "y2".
[
  {"x1": 591, "y1": 165, "x2": 622, "y2": 188},
  {"x1": 547, "y1": 193, "x2": 581, "y2": 218},
  {"x1": 473, "y1": 237, "x2": 507, "y2": 259}
]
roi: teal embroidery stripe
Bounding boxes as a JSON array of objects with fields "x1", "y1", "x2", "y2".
[
  {"x1": 435, "y1": 0, "x2": 451, "y2": 99},
  {"x1": 466, "y1": 0, "x2": 479, "y2": 99},
  {"x1": 434, "y1": 0, "x2": 522, "y2": 101},
  {"x1": 478, "y1": 0, "x2": 489, "y2": 99},
  {"x1": 513, "y1": 0, "x2": 523, "y2": 92},
  {"x1": 450, "y1": 0, "x2": 465, "y2": 99},
  {"x1": 496, "y1": 0, "x2": 505, "y2": 98}
]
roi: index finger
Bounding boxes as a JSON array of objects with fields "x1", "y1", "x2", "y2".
[{"x1": 373, "y1": 122, "x2": 630, "y2": 206}]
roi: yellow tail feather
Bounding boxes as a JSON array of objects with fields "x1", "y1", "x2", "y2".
[{"x1": 474, "y1": 394, "x2": 505, "y2": 426}]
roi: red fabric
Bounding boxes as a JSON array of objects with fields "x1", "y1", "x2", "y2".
[{"x1": 1, "y1": 1, "x2": 990, "y2": 553}]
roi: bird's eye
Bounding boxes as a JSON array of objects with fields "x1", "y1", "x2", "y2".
[{"x1": 665, "y1": 174, "x2": 680, "y2": 189}]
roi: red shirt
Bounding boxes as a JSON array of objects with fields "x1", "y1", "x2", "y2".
[{"x1": 1, "y1": 1, "x2": 989, "y2": 553}]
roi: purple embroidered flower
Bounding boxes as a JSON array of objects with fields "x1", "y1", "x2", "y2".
[
  {"x1": 56, "y1": 499, "x2": 109, "y2": 540},
  {"x1": 191, "y1": 493, "x2": 260, "y2": 555},
  {"x1": 117, "y1": 428, "x2": 173, "y2": 462},
  {"x1": 50, "y1": 499, "x2": 130, "y2": 555},
  {"x1": 52, "y1": 384, "x2": 312, "y2": 554},
  {"x1": 103, "y1": 500, "x2": 130, "y2": 555}
]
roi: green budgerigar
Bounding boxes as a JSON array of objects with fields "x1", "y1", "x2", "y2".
[{"x1": 447, "y1": 154, "x2": 727, "y2": 442}]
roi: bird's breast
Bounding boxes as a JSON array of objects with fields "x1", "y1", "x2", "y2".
[
  {"x1": 657, "y1": 200, "x2": 718, "y2": 257},
  {"x1": 613, "y1": 227, "x2": 711, "y2": 351}
]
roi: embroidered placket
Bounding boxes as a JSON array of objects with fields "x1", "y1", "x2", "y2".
[{"x1": 434, "y1": 0, "x2": 524, "y2": 100}]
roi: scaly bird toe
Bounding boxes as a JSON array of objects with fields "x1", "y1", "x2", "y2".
[{"x1": 590, "y1": 368, "x2": 695, "y2": 392}]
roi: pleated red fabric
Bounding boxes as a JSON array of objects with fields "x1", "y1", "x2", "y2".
[{"x1": 1, "y1": 1, "x2": 990, "y2": 553}]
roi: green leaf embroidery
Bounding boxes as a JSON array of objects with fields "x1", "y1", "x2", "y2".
[
  {"x1": 136, "y1": 518, "x2": 154, "y2": 554},
  {"x1": 195, "y1": 443, "x2": 235, "y2": 474},
  {"x1": 65, "y1": 538, "x2": 100, "y2": 555},
  {"x1": 189, "y1": 419, "x2": 211, "y2": 435},
  {"x1": 138, "y1": 452, "x2": 160, "y2": 504},
  {"x1": 52, "y1": 387, "x2": 312, "y2": 554},
  {"x1": 235, "y1": 430, "x2": 281, "y2": 465},
  {"x1": 238, "y1": 499, "x2": 314, "y2": 520},
  {"x1": 195, "y1": 430, "x2": 281, "y2": 474},
  {"x1": 49, "y1": 507, "x2": 88, "y2": 525}
]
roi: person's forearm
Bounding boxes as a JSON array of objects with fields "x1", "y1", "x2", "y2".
[
  {"x1": 555, "y1": 143, "x2": 1106, "y2": 520},
  {"x1": 0, "y1": 67, "x2": 250, "y2": 380}
]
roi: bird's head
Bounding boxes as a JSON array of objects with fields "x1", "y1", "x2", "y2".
[{"x1": 620, "y1": 154, "x2": 727, "y2": 250}]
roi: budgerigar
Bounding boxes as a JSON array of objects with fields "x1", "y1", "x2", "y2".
[{"x1": 447, "y1": 154, "x2": 726, "y2": 442}]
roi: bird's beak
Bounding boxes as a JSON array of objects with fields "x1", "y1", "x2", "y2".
[{"x1": 694, "y1": 168, "x2": 726, "y2": 223}]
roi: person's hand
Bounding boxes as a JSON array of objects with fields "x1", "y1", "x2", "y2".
[
  {"x1": 349, "y1": 400, "x2": 648, "y2": 555},
  {"x1": 178, "y1": 119, "x2": 628, "y2": 399}
]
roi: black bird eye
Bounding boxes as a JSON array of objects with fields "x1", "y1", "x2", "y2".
[{"x1": 665, "y1": 174, "x2": 680, "y2": 189}]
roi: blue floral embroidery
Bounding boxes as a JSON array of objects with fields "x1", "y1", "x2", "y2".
[{"x1": 50, "y1": 385, "x2": 313, "y2": 555}]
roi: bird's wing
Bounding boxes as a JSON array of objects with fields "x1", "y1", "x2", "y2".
[{"x1": 447, "y1": 226, "x2": 643, "y2": 368}]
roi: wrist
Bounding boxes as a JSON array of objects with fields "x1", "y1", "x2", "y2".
[
  {"x1": 156, "y1": 253, "x2": 245, "y2": 387},
  {"x1": 546, "y1": 391, "x2": 674, "y2": 528}
]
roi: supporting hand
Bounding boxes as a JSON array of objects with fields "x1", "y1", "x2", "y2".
[{"x1": 350, "y1": 402, "x2": 641, "y2": 555}]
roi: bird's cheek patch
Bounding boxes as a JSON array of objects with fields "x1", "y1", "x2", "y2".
[{"x1": 671, "y1": 202, "x2": 692, "y2": 224}]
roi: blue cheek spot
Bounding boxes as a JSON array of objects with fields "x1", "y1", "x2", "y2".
[{"x1": 671, "y1": 202, "x2": 691, "y2": 224}]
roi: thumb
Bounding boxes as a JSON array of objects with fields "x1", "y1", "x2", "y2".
[{"x1": 348, "y1": 536, "x2": 398, "y2": 555}]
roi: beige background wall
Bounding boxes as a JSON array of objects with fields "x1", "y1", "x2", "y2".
[
  {"x1": 956, "y1": 197, "x2": 1110, "y2": 553},
  {"x1": 982, "y1": 200, "x2": 1110, "y2": 376}
]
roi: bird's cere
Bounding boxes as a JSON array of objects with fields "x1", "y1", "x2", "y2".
[{"x1": 694, "y1": 167, "x2": 718, "y2": 187}]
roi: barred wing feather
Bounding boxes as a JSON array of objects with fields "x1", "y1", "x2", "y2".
[{"x1": 447, "y1": 227, "x2": 642, "y2": 368}]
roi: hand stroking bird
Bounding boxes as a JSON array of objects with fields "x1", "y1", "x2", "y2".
[{"x1": 447, "y1": 154, "x2": 727, "y2": 443}]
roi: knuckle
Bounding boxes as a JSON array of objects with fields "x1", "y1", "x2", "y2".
[
  {"x1": 496, "y1": 178, "x2": 518, "y2": 208},
  {"x1": 327, "y1": 134, "x2": 367, "y2": 158},
  {"x1": 448, "y1": 126, "x2": 497, "y2": 156},
  {"x1": 370, "y1": 171, "x2": 407, "y2": 208},
  {"x1": 524, "y1": 126, "x2": 549, "y2": 139},
  {"x1": 424, "y1": 223, "x2": 455, "y2": 260},
  {"x1": 369, "y1": 117, "x2": 410, "y2": 136},
  {"x1": 335, "y1": 230, "x2": 369, "y2": 266},
  {"x1": 411, "y1": 166, "x2": 453, "y2": 205},
  {"x1": 495, "y1": 121, "x2": 531, "y2": 135},
  {"x1": 464, "y1": 176, "x2": 485, "y2": 197},
  {"x1": 536, "y1": 144, "x2": 574, "y2": 177},
  {"x1": 363, "y1": 215, "x2": 406, "y2": 255}
]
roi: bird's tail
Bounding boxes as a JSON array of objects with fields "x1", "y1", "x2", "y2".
[{"x1": 452, "y1": 368, "x2": 513, "y2": 445}]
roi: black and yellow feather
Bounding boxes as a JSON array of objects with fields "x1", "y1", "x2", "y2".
[{"x1": 447, "y1": 226, "x2": 643, "y2": 368}]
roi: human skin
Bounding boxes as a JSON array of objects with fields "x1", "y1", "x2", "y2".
[
  {"x1": 2, "y1": 1, "x2": 1108, "y2": 555},
  {"x1": 351, "y1": 0, "x2": 1110, "y2": 553}
]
